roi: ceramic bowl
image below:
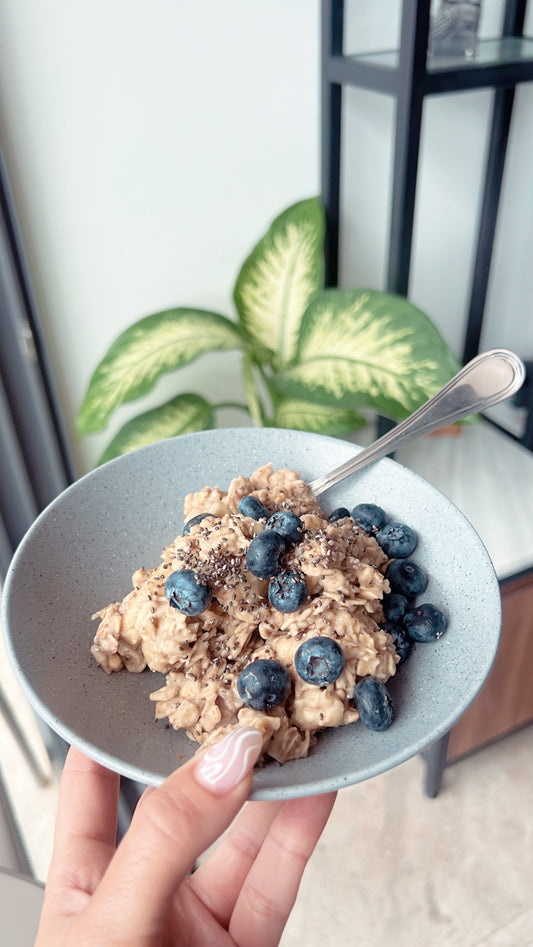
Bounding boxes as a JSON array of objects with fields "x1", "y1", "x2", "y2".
[{"x1": 1, "y1": 428, "x2": 501, "y2": 799}]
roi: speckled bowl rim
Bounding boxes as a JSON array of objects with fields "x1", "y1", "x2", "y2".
[{"x1": 1, "y1": 428, "x2": 501, "y2": 799}]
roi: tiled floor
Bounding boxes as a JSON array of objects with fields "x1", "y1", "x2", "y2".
[
  {"x1": 1, "y1": 625, "x2": 533, "y2": 946},
  {"x1": 282, "y1": 725, "x2": 533, "y2": 946}
]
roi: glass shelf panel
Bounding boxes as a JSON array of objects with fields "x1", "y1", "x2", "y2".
[
  {"x1": 346, "y1": 35, "x2": 533, "y2": 73},
  {"x1": 428, "y1": 36, "x2": 533, "y2": 71}
]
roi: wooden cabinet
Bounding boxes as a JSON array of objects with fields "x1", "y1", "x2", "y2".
[{"x1": 447, "y1": 569, "x2": 533, "y2": 761}]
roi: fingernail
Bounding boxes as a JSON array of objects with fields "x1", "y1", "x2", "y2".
[{"x1": 194, "y1": 727, "x2": 262, "y2": 794}]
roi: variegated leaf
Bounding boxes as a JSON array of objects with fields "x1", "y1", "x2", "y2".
[
  {"x1": 97, "y1": 394, "x2": 213, "y2": 465},
  {"x1": 272, "y1": 396, "x2": 366, "y2": 436},
  {"x1": 233, "y1": 198, "x2": 324, "y2": 368},
  {"x1": 280, "y1": 289, "x2": 460, "y2": 418},
  {"x1": 77, "y1": 309, "x2": 246, "y2": 434}
]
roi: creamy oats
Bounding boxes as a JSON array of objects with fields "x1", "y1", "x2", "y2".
[{"x1": 91, "y1": 464, "x2": 398, "y2": 764}]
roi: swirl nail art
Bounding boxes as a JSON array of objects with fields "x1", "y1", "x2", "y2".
[{"x1": 195, "y1": 726, "x2": 263, "y2": 794}]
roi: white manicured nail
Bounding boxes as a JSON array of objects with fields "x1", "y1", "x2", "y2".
[{"x1": 195, "y1": 727, "x2": 262, "y2": 794}]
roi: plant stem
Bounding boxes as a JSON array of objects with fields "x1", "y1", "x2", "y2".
[{"x1": 241, "y1": 355, "x2": 267, "y2": 427}]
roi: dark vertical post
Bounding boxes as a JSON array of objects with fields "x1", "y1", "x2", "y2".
[
  {"x1": 379, "y1": 0, "x2": 430, "y2": 438},
  {"x1": 462, "y1": 0, "x2": 526, "y2": 361},
  {"x1": 386, "y1": 0, "x2": 431, "y2": 296},
  {"x1": 501, "y1": 0, "x2": 527, "y2": 35},
  {"x1": 424, "y1": 732, "x2": 451, "y2": 798},
  {"x1": 462, "y1": 87, "x2": 515, "y2": 361},
  {"x1": 321, "y1": 0, "x2": 344, "y2": 287}
]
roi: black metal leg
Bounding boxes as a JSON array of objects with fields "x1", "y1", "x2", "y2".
[{"x1": 423, "y1": 731, "x2": 450, "y2": 798}]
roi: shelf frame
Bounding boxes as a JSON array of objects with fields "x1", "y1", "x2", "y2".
[{"x1": 320, "y1": 0, "x2": 533, "y2": 449}]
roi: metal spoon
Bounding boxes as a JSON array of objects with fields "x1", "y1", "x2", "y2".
[{"x1": 308, "y1": 348, "x2": 526, "y2": 497}]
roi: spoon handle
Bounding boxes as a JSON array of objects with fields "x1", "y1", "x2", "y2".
[{"x1": 309, "y1": 349, "x2": 526, "y2": 497}]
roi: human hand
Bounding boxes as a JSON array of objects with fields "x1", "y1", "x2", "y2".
[{"x1": 36, "y1": 729, "x2": 336, "y2": 946}]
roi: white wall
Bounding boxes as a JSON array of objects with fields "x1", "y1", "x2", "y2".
[
  {"x1": 0, "y1": 1, "x2": 320, "y2": 473},
  {"x1": 1, "y1": 1, "x2": 532, "y2": 475}
]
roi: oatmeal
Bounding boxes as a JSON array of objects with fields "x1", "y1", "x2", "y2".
[{"x1": 91, "y1": 464, "x2": 398, "y2": 763}]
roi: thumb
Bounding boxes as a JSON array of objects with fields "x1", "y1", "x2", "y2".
[{"x1": 78, "y1": 727, "x2": 262, "y2": 943}]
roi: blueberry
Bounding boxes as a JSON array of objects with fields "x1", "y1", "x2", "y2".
[
  {"x1": 183, "y1": 512, "x2": 219, "y2": 534},
  {"x1": 382, "y1": 591, "x2": 409, "y2": 623},
  {"x1": 328, "y1": 507, "x2": 351, "y2": 522},
  {"x1": 376, "y1": 522, "x2": 418, "y2": 558},
  {"x1": 380, "y1": 620, "x2": 412, "y2": 666},
  {"x1": 268, "y1": 570, "x2": 308, "y2": 613},
  {"x1": 351, "y1": 503, "x2": 387, "y2": 533},
  {"x1": 164, "y1": 569, "x2": 212, "y2": 615},
  {"x1": 238, "y1": 496, "x2": 269, "y2": 520},
  {"x1": 385, "y1": 559, "x2": 428, "y2": 599},
  {"x1": 294, "y1": 636, "x2": 345, "y2": 685},
  {"x1": 264, "y1": 510, "x2": 304, "y2": 545},
  {"x1": 403, "y1": 603, "x2": 448, "y2": 642},
  {"x1": 246, "y1": 530, "x2": 286, "y2": 578},
  {"x1": 353, "y1": 677, "x2": 393, "y2": 731},
  {"x1": 237, "y1": 659, "x2": 290, "y2": 711}
]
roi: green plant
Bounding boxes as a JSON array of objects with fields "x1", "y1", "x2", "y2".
[{"x1": 77, "y1": 197, "x2": 460, "y2": 464}]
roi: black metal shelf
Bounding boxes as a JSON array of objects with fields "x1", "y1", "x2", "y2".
[
  {"x1": 330, "y1": 36, "x2": 533, "y2": 94},
  {"x1": 321, "y1": 0, "x2": 533, "y2": 450}
]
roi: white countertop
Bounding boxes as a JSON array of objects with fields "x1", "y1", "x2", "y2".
[{"x1": 396, "y1": 421, "x2": 533, "y2": 581}]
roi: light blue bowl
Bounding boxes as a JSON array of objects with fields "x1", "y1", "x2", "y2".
[{"x1": 1, "y1": 428, "x2": 501, "y2": 799}]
